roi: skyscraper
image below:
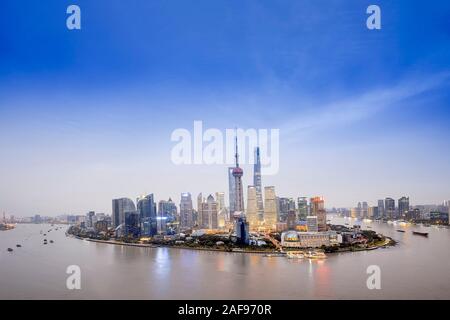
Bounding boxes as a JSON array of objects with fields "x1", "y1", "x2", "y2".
[
  {"x1": 231, "y1": 135, "x2": 244, "y2": 216},
  {"x1": 215, "y1": 192, "x2": 225, "y2": 212},
  {"x1": 264, "y1": 186, "x2": 277, "y2": 229},
  {"x1": 246, "y1": 186, "x2": 258, "y2": 227},
  {"x1": 385, "y1": 197, "x2": 396, "y2": 220},
  {"x1": 112, "y1": 198, "x2": 136, "y2": 228},
  {"x1": 253, "y1": 147, "x2": 264, "y2": 221},
  {"x1": 137, "y1": 194, "x2": 157, "y2": 236},
  {"x1": 157, "y1": 199, "x2": 177, "y2": 234},
  {"x1": 362, "y1": 202, "x2": 368, "y2": 219},
  {"x1": 206, "y1": 194, "x2": 218, "y2": 229},
  {"x1": 198, "y1": 194, "x2": 218, "y2": 229},
  {"x1": 377, "y1": 199, "x2": 385, "y2": 219},
  {"x1": 179, "y1": 192, "x2": 193, "y2": 229},
  {"x1": 297, "y1": 197, "x2": 309, "y2": 220},
  {"x1": 286, "y1": 210, "x2": 297, "y2": 230},
  {"x1": 278, "y1": 197, "x2": 295, "y2": 222},
  {"x1": 124, "y1": 211, "x2": 140, "y2": 238},
  {"x1": 311, "y1": 196, "x2": 326, "y2": 232},
  {"x1": 235, "y1": 216, "x2": 250, "y2": 245},
  {"x1": 368, "y1": 206, "x2": 379, "y2": 219},
  {"x1": 398, "y1": 197, "x2": 410, "y2": 219},
  {"x1": 197, "y1": 193, "x2": 205, "y2": 228},
  {"x1": 158, "y1": 198, "x2": 177, "y2": 222}
]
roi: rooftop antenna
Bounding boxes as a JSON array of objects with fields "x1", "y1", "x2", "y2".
[{"x1": 234, "y1": 127, "x2": 239, "y2": 167}]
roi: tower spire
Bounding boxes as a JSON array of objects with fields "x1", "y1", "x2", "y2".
[{"x1": 234, "y1": 128, "x2": 239, "y2": 167}]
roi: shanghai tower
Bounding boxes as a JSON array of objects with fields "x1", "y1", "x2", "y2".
[{"x1": 253, "y1": 147, "x2": 264, "y2": 221}]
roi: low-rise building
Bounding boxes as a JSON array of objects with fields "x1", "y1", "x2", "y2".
[{"x1": 280, "y1": 231, "x2": 339, "y2": 248}]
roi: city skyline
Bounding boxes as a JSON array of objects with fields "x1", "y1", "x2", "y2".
[{"x1": 1, "y1": 1, "x2": 450, "y2": 216}]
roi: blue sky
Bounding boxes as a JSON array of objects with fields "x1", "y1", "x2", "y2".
[{"x1": 1, "y1": 0, "x2": 450, "y2": 216}]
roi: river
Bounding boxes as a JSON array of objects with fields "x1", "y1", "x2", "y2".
[{"x1": 1, "y1": 217, "x2": 449, "y2": 299}]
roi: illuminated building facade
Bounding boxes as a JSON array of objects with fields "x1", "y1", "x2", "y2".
[
  {"x1": 311, "y1": 196, "x2": 327, "y2": 231},
  {"x1": 264, "y1": 186, "x2": 277, "y2": 228},
  {"x1": 180, "y1": 192, "x2": 193, "y2": 229}
]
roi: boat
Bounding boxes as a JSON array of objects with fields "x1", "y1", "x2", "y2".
[
  {"x1": 412, "y1": 231, "x2": 428, "y2": 237},
  {"x1": 304, "y1": 250, "x2": 327, "y2": 259},
  {"x1": 50, "y1": 240, "x2": 54, "y2": 243},
  {"x1": 16, "y1": 244, "x2": 22, "y2": 247},
  {"x1": 396, "y1": 230, "x2": 406, "y2": 233},
  {"x1": 286, "y1": 251, "x2": 304, "y2": 259},
  {"x1": 7, "y1": 248, "x2": 13, "y2": 252}
]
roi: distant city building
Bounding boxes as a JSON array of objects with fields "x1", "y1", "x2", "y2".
[
  {"x1": 217, "y1": 207, "x2": 228, "y2": 228},
  {"x1": 398, "y1": 197, "x2": 410, "y2": 219},
  {"x1": 406, "y1": 208, "x2": 420, "y2": 221},
  {"x1": 199, "y1": 194, "x2": 218, "y2": 229},
  {"x1": 246, "y1": 186, "x2": 259, "y2": 228},
  {"x1": 33, "y1": 214, "x2": 42, "y2": 224},
  {"x1": 112, "y1": 198, "x2": 136, "y2": 228},
  {"x1": 311, "y1": 197, "x2": 326, "y2": 231},
  {"x1": 297, "y1": 197, "x2": 309, "y2": 221},
  {"x1": 197, "y1": 193, "x2": 205, "y2": 228},
  {"x1": 276, "y1": 222, "x2": 288, "y2": 232},
  {"x1": 158, "y1": 198, "x2": 177, "y2": 223},
  {"x1": 286, "y1": 210, "x2": 297, "y2": 230},
  {"x1": 86, "y1": 211, "x2": 95, "y2": 228},
  {"x1": 180, "y1": 192, "x2": 193, "y2": 229},
  {"x1": 137, "y1": 194, "x2": 157, "y2": 236},
  {"x1": 362, "y1": 202, "x2": 368, "y2": 219},
  {"x1": 264, "y1": 186, "x2": 277, "y2": 228},
  {"x1": 215, "y1": 192, "x2": 225, "y2": 212},
  {"x1": 350, "y1": 207, "x2": 359, "y2": 219},
  {"x1": 429, "y1": 211, "x2": 449, "y2": 225},
  {"x1": 368, "y1": 206, "x2": 379, "y2": 219},
  {"x1": 377, "y1": 199, "x2": 385, "y2": 219},
  {"x1": 94, "y1": 220, "x2": 109, "y2": 233},
  {"x1": 235, "y1": 216, "x2": 249, "y2": 245},
  {"x1": 281, "y1": 231, "x2": 339, "y2": 248},
  {"x1": 124, "y1": 211, "x2": 140, "y2": 238},
  {"x1": 306, "y1": 215, "x2": 318, "y2": 232},
  {"x1": 253, "y1": 147, "x2": 264, "y2": 221},
  {"x1": 385, "y1": 198, "x2": 396, "y2": 219},
  {"x1": 278, "y1": 197, "x2": 295, "y2": 222}
]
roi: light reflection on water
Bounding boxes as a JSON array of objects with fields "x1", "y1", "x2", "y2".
[{"x1": 0, "y1": 218, "x2": 449, "y2": 299}]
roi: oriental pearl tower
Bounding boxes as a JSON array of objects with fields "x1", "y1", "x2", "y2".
[{"x1": 232, "y1": 134, "x2": 244, "y2": 217}]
